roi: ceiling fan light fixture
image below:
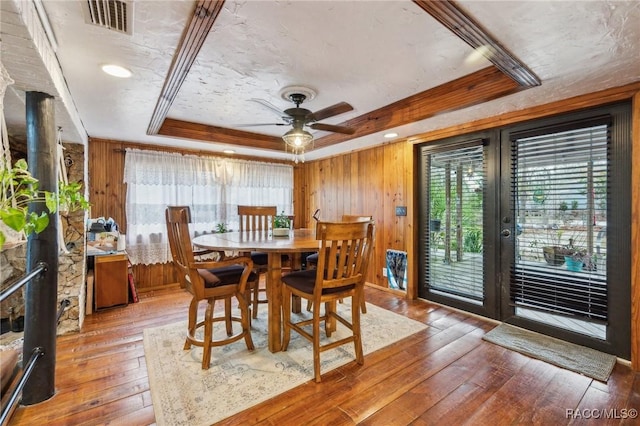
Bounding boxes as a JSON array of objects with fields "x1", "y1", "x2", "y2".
[
  {"x1": 282, "y1": 128, "x2": 313, "y2": 148},
  {"x1": 282, "y1": 128, "x2": 313, "y2": 164}
]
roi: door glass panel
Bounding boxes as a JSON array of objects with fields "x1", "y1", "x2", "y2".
[
  {"x1": 426, "y1": 145, "x2": 485, "y2": 303},
  {"x1": 511, "y1": 124, "x2": 608, "y2": 339}
]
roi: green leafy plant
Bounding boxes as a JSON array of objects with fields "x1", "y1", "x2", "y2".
[
  {"x1": 1, "y1": 159, "x2": 89, "y2": 248},
  {"x1": 58, "y1": 181, "x2": 90, "y2": 213},
  {"x1": 274, "y1": 211, "x2": 291, "y2": 229},
  {"x1": 429, "y1": 179, "x2": 446, "y2": 221},
  {"x1": 215, "y1": 222, "x2": 228, "y2": 233},
  {"x1": 463, "y1": 227, "x2": 483, "y2": 253}
]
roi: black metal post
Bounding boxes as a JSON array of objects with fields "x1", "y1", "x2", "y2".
[{"x1": 22, "y1": 91, "x2": 58, "y2": 405}]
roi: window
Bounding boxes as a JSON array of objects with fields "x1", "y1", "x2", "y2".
[{"x1": 123, "y1": 149, "x2": 293, "y2": 265}]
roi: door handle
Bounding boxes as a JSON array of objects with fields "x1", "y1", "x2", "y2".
[{"x1": 501, "y1": 228, "x2": 511, "y2": 237}]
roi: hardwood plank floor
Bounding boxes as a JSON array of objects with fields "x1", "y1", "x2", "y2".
[{"x1": 8, "y1": 286, "x2": 640, "y2": 425}]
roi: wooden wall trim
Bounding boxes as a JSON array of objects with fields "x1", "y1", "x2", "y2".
[
  {"x1": 89, "y1": 137, "x2": 294, "y2": 164},
  {"x1": 631, "y1": 91, "x2": 640, "y2": 370},
  {"x1": 406, "y1": 141, "x2": 418, "y2": 300},
  {"x1": 408, "y1": 81, "x2": 640, "y2": 145}
]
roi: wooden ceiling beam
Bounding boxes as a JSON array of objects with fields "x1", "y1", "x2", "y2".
[
  {"x1": 150, "y1": 0, "x2": 535, "y2": 153},
  {"x1": 158, "y1": 67, "x2": 521, "y2": 151},
  {"x1": 313, "y1": 66, "x2": 521, "y2": 149},
  {"x1": 146, "y1": 0, "x2": 225, "y2": 135},
  {"x1": 413, "y1": 0, "x2": 540, "y2": 87},
  {"x1": 158, "y1": 118, "x2": 284, "y2": 151}
]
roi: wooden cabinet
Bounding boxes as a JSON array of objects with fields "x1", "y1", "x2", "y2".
[{"x1": 94, "y1": 253, "x2": 128, "y2": 310}]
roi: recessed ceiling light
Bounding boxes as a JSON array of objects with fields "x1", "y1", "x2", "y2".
[
  {"x1": 101, "y1": 64, "x2": 132, "y2": 78},
  {"x1": 223, "y1": 149, "x2": 235, "y2": 154},
  {"x1": 384, "y1": 132, "x2": 398, "y2": 139}
]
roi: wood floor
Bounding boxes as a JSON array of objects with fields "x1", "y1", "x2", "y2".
[{"x1": 8, "y1": 285, "x2": 640, "y2": 425}]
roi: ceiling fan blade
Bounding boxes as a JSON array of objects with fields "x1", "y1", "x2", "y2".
[
  {"x1": 307, "y1": 102, "x2": 353, "y2": 122},
  {"x1": 309, "y1": 122, "x2": 356, "y2": 135},
  {"x1": 235, "y1": 123, "x2": 287, "y2": 127},
  {"x1": 249, "y1": 98, "x2": 291, "y2": 119}
]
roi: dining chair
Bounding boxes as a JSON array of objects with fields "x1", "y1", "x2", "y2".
[
  {"x1": 281, "y1": 219, "x2": 375, "y2": 382},
  {"x1": 166, "y1": 206, "x2": 255, "y2": 369},
  {"x1": 237, "y1": 205, "x2": 277, "y2": 318},
  {"x1": 169, "y1": 205, "x2": 221, "y2": 263},
  {"x1": 306, "y1": 214, "x2": 373, "y2": 313}
]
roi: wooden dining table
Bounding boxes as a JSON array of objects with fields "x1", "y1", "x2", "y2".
[{"x1": 192, "y1": 228, "x2": 319, "y2": 352}]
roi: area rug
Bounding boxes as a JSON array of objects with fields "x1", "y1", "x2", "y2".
[
  {"x1": 482, "y1": 324, "x2": 616, "y2": 382},
  {"x1": 143, "y1": 300, "x2": 427, "y2": 426}
]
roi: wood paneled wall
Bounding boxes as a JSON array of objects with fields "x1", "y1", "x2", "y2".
[{"x1": 295, "y1": 143, "x2": 411, "y2": 291}]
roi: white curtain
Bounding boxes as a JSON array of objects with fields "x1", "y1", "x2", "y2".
[{"x1": 123, "y1": 149, "x2": 293, "y2": 265}]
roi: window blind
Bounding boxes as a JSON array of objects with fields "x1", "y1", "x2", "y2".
[
  {"x1": 425, "y1": 144, "x2": 485, "y2": 302},
  {"x1": 511, "y1": 124, "x2": 608, "y2": 321}
]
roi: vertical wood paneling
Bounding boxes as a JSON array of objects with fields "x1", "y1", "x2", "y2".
[
  {"x1": 300, "y1": 142, "x2": 409, "y2": 289},
  {"x1": 88, "y1": 139, "x2": 127, "y2": 232}
]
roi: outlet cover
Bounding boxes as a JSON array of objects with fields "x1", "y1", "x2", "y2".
[{"x1": 382, "y1": 268, "x2": 387, "y2": 277}]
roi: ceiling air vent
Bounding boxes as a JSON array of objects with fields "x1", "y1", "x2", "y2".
[{"x1": 82, "y1": 0, "x2": 133, "y2": 35}]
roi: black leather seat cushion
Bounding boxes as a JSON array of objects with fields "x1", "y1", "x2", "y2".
[
  {"x1": 251, "y1": 251, "x2": 268, "y2": 266},
  {"x1": 305, "y1": 252, "x2": 319, "y2": 266},
  {"x1": 281, "y1": 269, "x2": 355, "y2": 295},
  {"x1": 198, "y1": 265, "x2": 257, "y2": 288}
]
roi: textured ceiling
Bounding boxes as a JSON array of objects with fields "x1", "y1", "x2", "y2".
[{"x1": 1, "y1": 0, "x2": 639, "y2": 162}]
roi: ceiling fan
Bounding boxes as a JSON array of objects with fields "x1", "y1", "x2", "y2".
[{"x1": 245, "y1": 93, "x2": 357, "y2": 137}]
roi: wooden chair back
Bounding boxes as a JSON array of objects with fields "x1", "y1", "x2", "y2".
[
  {"x1": 165, "y1": 206, "x2": 200, "y2": 297},
  {"x1": 238, "y1": 205, "x2": 277, "y2": 232},
  {"x1": 341, "y1": 214, "x2": 373, "y2": 223},
  {"x1": 313, "y1": 220, "x2": 375, "y2": 295}
]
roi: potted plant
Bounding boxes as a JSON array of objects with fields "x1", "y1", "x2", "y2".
[
  {"x1": 272, "y1": 211, "x2": 291, "y2": 237},
  {"x1": 1, "y1": 159, "x2": 89, "y2": 249},
  {"x1": 563, "y1": 248, "x2": 587, "y2": 272},
  {"x1": 542, "y1": 227, "x2": 565, "y2": 266},
  {"x1": 545, "y1": 236, "x2": 588, "y2": 272}
]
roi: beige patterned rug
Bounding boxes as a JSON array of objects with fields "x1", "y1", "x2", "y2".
[
  {"x1": 143, "y1": 300, "x2": 427, "y2": 426},
  {"x1": 483, "y1": 324, "x2": 616, "y2": 382}
]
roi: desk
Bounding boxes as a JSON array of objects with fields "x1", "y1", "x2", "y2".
[
  {"x1": 192, "y1": 229, "x2": 319, "y2": 352},
  {"x1": 86, "y1": 251, "x2": 129, "y2": 311}
]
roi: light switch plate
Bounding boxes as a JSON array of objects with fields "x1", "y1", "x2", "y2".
[{"x1": 395, "y1": 206, "x2": 407, "y2": 216}]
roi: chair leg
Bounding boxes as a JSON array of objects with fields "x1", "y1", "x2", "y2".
[
  {"x1": 352, "y1": 294, "x2": 364, "y2": 365},
  {"x1": 252, "y1": 279, "x2": 260, "y2": 319},
  {"x1": 281, "y1": 286, "x2": 292, "y2": 351},
  {"x1": 360, "y1": 292, "x2": 367, "y2": 314},
  {"x1": 312, "y1": 303, "x2": 322, "y2": 383},
  {"x1": 184, "y1": 297, "x2": 198, "y2": 350},
  {"x1": 224, "y1": 297, "x2": 232, "y2": 336},
  {"x1": 202, "y1": 301, "x2": 214, "y2": 369},
  {"x1": 238, "y1": 291, "x2": 254, "y2": 351},
  {"x1": 245, "y1": 286, "x2": 253, "y2": 327}
]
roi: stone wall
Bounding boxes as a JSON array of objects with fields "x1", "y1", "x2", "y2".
[{"x1": 1, "y1": 140, "x2": 87, "y2": 335}]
